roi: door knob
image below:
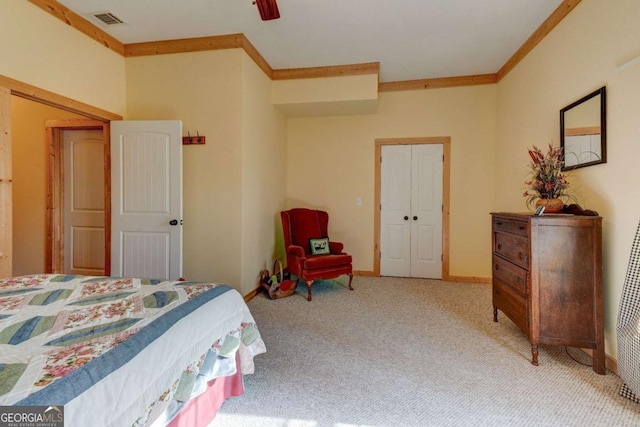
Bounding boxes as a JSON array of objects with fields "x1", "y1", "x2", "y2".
[
  {"x1": 413, "y1": 216, "x2": 418, "y2": 220},
  {"x1": 404, "y1": 216, "x2": 409, "y2": 220},
  {"x1": 169, "y1": 219, "x2": 178, "y2": 226}
]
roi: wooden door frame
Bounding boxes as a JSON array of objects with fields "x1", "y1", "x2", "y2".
[
  {"x1": 45, "y1": 120, "x2": 111, "y2": 275},
  {"x1": 0, "y1": 88, "x2": 11, "y2": 278},
  {"x1": 0, "y1": 74, "x2": 121, "y2": 277},
  {"x1": 374, "y1": 137, "x2": 451, "y2": 279}
]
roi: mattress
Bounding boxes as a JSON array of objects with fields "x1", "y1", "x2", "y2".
[{"x1": 0, "y1": 274, "x2": 266, "y2": 426}]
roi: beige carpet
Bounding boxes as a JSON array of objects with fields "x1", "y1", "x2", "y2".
[{"x1": 210, "y1": 276, "x2": 640, "y2": 427}]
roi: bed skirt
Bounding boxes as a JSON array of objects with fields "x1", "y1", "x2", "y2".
[{"x1": 167, "y1": 358, "x2": 245, "y2": 426}]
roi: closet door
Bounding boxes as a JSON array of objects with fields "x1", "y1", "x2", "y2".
[
  {"x1": 380, "y1": 144, "x2": 442, "y2": 278},
  {"x1": 410, "y1": 144, "x2": 443, "y2": 278},
  {"x1": 380, "y1": 145, "x2": 412, "y2": 276}
]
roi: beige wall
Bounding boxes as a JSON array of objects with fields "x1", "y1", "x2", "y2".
[
  {"x1": 126, "y1": 49, "x2": 288, "y2": 294},
  {"x1": 126, "y1": 49, "x2": 244, "y2": 288},
  {"x1": 495, "y1": 0, "x2": 640, "y2": 358},
  {"x1": 2, "y1": 1, "x2": 125, "y2": 278},
  {"x1": 0, "y1": 1, "x2": 126, "y2": 116},
  {"x1": 240, "y1": 54, "x2": 288, "y2": 294},
  {"x1": 287, "y1": 84, "x2": 497, "y2": 278},
  {"x1": 11, "y1": 97, "x2": 85, "y2": 275},
  {"x1": 6, "y1": 1, "x2": 639, "y2": 363},
  {"x1": 272, "y1": 74, "x2": 379, "y2": 116}
]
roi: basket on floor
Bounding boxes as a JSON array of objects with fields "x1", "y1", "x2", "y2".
[{"x1": 259, "y1": 259, "x2": 297, "y2": 299}]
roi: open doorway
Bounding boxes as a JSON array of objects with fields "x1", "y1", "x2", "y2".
[
  {"x1": 11, "y1": 98, "x2": 110, "y2": 276},
  {"x1": 45, "y1": 120, "x2": 110, "y2": 275},
  {"x1": 4, "y1": 80, "x2": 182, "y2": 280},
  {"x1": 1, "y1": 78, "x2": 121, "y2": 278}
]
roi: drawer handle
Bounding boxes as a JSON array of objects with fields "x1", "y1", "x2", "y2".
[
  {"x1": 495, "y1": 264, "x2": 500, "y2": 271},
  {"x1": 497, "y1": 243, "x2": 502, "y2": 250},
  {"x1": 519, "y1": 225, "x2": 525, "y2": 231},
  {"x1": 496, "y1": 221, "x2": 503, "y2": 226},
  {"x1": 518, "y1": 252, "x2": 524, "y2": 260}
]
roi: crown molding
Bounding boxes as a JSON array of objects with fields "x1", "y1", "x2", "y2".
[
  {"x1": 272, "y1": 63, "x2": 380, "y2": 80},
  {"x1": 496, "y1": 0, "x2": 582, "y2": 81},
  {"x1": 28, "y1": 0, "x2": 125, "y2": 56},
  {"x1": 239, "y1": 35, "x2": 275, "y2": 79},
  {"x1": 124, "y1": 34, "x2": 243, "y2": 57},
  {"x1": 124, "y1": 34, "x2": 275, "y2": 78},
  {"x1": 29, "y1": 0, "x2": 581, "y2": 90},
  {"x1": 379, "y1": 74, "x2": 497, "y2": 92}
]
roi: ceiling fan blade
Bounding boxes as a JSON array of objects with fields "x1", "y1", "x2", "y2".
[{"x1": 255, "y1": 0, "x2": 280, "y2": 21}]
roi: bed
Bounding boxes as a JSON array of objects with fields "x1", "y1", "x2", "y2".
[{"x1": 0, "y1": 274, "x2": 266, "y2": 426}]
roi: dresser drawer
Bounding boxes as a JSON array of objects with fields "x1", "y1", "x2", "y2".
[
  {"x1": 494, "y1": 232, "x2": 529, "y2": 269},
  {"x1": 493, "y1": 280, "x2": 528, "y2": 335},
  {"x1": 493, "y1": 255, "x2": 527, "y2": 295},
  {"x1": 492, "y1": 216, "x2": 528, "y2": 237}
]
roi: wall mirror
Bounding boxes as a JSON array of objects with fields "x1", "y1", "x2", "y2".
[{"x1": 560, "y1": 86, "x2": 606, "y2": 171}]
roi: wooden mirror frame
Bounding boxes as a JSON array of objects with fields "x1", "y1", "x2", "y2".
[{"x1": 560, "y1": 86, "x2": 606, "y2": 171}]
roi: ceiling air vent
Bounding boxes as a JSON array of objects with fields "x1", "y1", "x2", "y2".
[{"x1": 91, "y1": 11, "x2": 125, "y2": 26}]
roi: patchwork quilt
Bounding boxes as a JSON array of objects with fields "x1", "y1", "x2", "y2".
[{"x1": 0, "y1": 274, "x2": 266, "y2": 426}]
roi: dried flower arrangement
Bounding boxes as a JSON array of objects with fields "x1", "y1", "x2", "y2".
[{"x1": 523, "y1": 143, "x2": 571, "y2": 210}]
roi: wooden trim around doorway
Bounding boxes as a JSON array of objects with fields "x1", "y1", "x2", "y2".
[
  {"x1": 45, "y1": 120, "x2": 111, "y2": 275},
  {"x1": 1, "y1": 75, "x2": 120, "y2": 277},
  {"x1": 0, "y1": 88, "x2": 12, "y2": 278},
  {"x1": 0, "y1": 75, "x2": 121, "y2": 122},
  {"x1": 374, "y1": 137, "x2": 451, "y2": 279}
]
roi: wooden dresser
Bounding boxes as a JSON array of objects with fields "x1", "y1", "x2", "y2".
[{"x1": 490, "y1": 212, "x2": 605, "y2": 374}]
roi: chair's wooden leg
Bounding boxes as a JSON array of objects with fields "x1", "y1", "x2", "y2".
[
  {"x1": 347, "y1": 273, "x2": 354, "y2": 290},
  {"x1": 305, "y1": 280, "x2": 314, "y2": 301}
]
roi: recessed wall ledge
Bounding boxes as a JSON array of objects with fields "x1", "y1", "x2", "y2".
[{"x1": 272, "y1": 74, "x2": 379, "y2": 117}]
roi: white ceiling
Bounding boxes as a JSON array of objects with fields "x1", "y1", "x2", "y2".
[{"x1": 56, "y1": 0, "x2": 565, "y2": 82}]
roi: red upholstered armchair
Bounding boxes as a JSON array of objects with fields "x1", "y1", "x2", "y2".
[{"x1": 281, "y1": 208, "x2": 353, "y2": 301}]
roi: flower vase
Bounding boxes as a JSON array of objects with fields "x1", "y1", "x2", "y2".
[{"x1": 535, "y1": 198, "x2": 564, "y2": 213}]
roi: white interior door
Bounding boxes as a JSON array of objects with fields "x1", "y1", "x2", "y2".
[
  {"x1": 380, "y1": 144, "x2": 443, "y2": 278},
  {"x1": 411, "y1": 144, "x2": 443, "y2": 278},
  {"x1": 64, "y1": 130, "x2": 105, "y2": 275},
  {"x1": 110, "y1": 120, "x2": 183, "y2": 280},
  {"x1": 380, "y1": 145, "x2": 411, "y2": 276}
]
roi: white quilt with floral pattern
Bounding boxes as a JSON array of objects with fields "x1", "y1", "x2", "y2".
[{"x1": 0, "y1": 274, "x2": 266, "y2": 427}]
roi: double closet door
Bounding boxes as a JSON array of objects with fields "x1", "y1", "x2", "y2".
[{"x1": 380, "y1": 144, "x2": 443, "y2": 278}]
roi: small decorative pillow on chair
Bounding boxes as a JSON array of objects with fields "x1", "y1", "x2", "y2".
[{"x1": 309, "y1": 237, "x2": 330, "y2": 255}]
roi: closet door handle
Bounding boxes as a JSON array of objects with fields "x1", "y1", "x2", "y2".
[
  {"x1": 413, "y1": 216, "x2": 418, "y2": 221},
  {"x1": 404, "y1": 216, "x2": 409, "y2": 221}
]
